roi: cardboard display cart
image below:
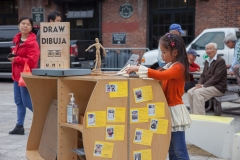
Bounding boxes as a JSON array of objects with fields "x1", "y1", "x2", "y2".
[{"x1": 23, "y1": 74, "x2": 171, "y2": 160}]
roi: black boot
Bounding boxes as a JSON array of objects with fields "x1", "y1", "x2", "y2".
[{"x1": 9, "y1": 125, "x2": 24, "y2": 135}]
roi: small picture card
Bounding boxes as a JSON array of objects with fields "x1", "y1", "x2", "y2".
[
  {"x1": 87, "y1": 113, "x2": 96, "y2": 126},
  {"x1": 93, "y1": 141, "x2": 114, "y2": 158},
  {"x1": 106, "y1": 84, "x2": 111, "y2": 92},
  {"x1": 134, "y1": 130, "x2": 143, "y2": 143},
  {"x1": 134, "y1": 89, "x2": 143, "y2": 102},
  {"x1": 133, "y1": 149, "x2": 152, "y2": 160},
  {"x1": 109, "y1": 81, "x2": 128, "y2": 98},
  {"x1": 86, "y1": 111, "x2": 106, "y2": 128},
  {"x1": 149, "y1": 118, "x2": 168, "y2": 134},
  {"x1": 131, "y1": 110, "x2": 139, "y2": 122},
  {"x1": 106, "y1": 84, "x2": 118, "y2": 92},
  {"x1": 106, "y1": 126, "x2": 114, "y2": 139},
  {"x1": 147, "y1": 102, "x2": 165, "y2": 118},
  {"x1": 107, "y1": 107, "x2": 126, "y2": 122},
  {"x1": 134, "y1": 152, "x2": 142, "y2": 160},
  {"x1": 149, "y1": 119, "x2": 158, "y2": 131},
  {"x1": 130, "y1": 108, "x2": 148, "y2": 123},
  {"x1": 148, "y1": 104, "x2": 155, "y2": 116},
  {"x1": 93, "y1": 143, "x2": 103, "y2": 156},
  {"x1": 107, "y1": 108, "x2": 115, "y2": 121},
  {"x1": 133, "y1": 128, "x2": 153, "y2": 146},
  {"x1": 105, "y1": 125, "x2": 125, "y2": 141},
  {"x1": 133, "y1": 86, "x2": 153, "y2": 103}
]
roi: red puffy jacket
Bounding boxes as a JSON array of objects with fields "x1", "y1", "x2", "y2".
[{"x1": 12, "y1": 32, "x2": 40, "y2": 81}]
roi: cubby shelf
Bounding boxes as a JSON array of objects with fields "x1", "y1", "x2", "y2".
[
  {"x1": 60, "y1": 123, "x2": 83, "y2": 132},
  {"x1": 23, "y1": 74, "x2": 171, "y2": 160}
]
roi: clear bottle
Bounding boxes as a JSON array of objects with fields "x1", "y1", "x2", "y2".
[{"x1": 67, "y1": 93, "x2": 79, "y2": 124}]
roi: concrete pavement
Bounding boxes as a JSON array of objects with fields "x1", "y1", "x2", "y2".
[{"x1": 0, "y1": 81, "x2": 239, "y2": 160}]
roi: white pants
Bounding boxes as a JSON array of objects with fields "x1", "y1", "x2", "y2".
[{"x1": 187, "y1": 86, "x2": 223, "y2": 115}]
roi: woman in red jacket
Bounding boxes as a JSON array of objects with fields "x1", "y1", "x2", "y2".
[{"x1": 7, "y1": 17, "x2": 40, "y2": 135}]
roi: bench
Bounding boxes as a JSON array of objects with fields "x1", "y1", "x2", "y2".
[
  {"x1": 186, "y1": 114, "x2": 236, "y2": 159},
  {"x1": 213, "y1": 84, "x2": 240, "y2": 116}
]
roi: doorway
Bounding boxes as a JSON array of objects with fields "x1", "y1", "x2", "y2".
[{"x1": 149, "y1": 0, "x2": 195, "y2": 49}]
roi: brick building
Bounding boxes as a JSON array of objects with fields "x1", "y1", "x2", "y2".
[{"x1": 0, "y1": 0, "x2": 240, "y2": 50}]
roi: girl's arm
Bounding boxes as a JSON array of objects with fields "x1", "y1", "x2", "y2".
[{"x1": 147, "y1": 63, "x2": 183, "y2": 81}]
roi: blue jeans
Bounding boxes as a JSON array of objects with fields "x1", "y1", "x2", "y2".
[
  {"x1": 169, "y1": 131, "x2": 190, "y2": 160},
  {"x1": 14, "y1": 81, "x2": 33, "y2": 126}
]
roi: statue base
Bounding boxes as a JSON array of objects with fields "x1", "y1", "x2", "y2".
[{"x1": 91, "y1": 69, "x2": 102, "y2": 75}]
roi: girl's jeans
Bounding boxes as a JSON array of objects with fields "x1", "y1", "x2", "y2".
[
  {"x1": 14, "y1": 81, "x2": 33, "y2": 126},
  {"x1": 169, "y1": 131, "x2": 190, "y2": 160}
]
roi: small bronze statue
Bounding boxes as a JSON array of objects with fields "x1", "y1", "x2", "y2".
[{"x1": 85, "y1": 38, "x2": 106, "y2": 72}]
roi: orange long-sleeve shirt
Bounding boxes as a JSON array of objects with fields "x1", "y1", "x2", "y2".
[{"x1": 148, "y1": 63, "x2": 185, "y2": 106}]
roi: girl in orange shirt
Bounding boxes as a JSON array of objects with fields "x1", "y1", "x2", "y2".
[{"x1": 127, "y1": 33, "x2": 191, "y2": 160}]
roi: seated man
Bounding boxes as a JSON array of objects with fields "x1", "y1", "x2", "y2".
[
  {"x1": 184, "y1": 49, "x2": 200, "y2": 92},
  {"x1": 187, "y1": 43, "x2": 227, "y2": 115},
  {"x1": 224, "y1": 33, "x2": 240, "y2": 85}
]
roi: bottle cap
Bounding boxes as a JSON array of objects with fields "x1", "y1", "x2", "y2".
[{"x1": 68, "y1": 93, "x2": 75, "y2": 102}]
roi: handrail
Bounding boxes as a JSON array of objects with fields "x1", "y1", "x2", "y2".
[{"x1": 105, "y1": 48, "x2": 150, "y2": 51}]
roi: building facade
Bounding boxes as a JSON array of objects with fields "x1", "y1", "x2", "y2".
[{"x1": 0, "y1": 0, "x2": 240, "y2": 50}]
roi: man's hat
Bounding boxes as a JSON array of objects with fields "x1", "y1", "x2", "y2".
[
  {"x1": 169, "y1": 24, "x2": 185, "y2": 34},
  {"x1": 187, "y1": 49, "x2": 200, "y2": 57}
]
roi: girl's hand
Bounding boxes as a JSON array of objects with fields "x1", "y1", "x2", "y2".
[
  {"x1": 126, "y1": 65, "x2": 140, "y2": 74},
  {"x1": 8, "y1": 57, "x2": 15, "y2": 62}
]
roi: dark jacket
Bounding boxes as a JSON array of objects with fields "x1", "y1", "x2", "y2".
[
  {"x1": 36, "y1": 29, "x2": 40, "y2": 47},
  {"x1": 198, "y1": 55, "x2": 227, "y2": 93},
  {"x1": 12, "y1": 32, "x2": 40, "y2": 81}
]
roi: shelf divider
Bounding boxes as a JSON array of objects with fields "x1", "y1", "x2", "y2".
[{"x1": 60, "y1": 123, "x2": 83, "y2": 132}]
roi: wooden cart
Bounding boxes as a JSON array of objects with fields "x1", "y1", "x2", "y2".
[{"x1": 23, "y1": 74, "x2": 171, "y2": 160}]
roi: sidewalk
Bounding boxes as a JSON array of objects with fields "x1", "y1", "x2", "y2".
[{"x1": 0, "y1": 83, "x2": 239, "y2": 160}]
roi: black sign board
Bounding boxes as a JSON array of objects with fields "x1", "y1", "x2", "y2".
[
  {"x1": 112, "y1": 33, "x2": 126, "y2": 45},
  {"x1": 32, "y1": 8, "x2": 44, "y2": 23}
]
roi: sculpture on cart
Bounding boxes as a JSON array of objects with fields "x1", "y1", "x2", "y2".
[{"x1": 85, "y1": 38, "x2": 106, "y2": 72}]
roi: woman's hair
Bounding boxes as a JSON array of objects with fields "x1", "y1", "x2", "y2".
[
  {"x1": 18, "y1": 17, "x2": 34, "y2": 32},
  {"x1": 159, "y1": 33, "x2": 189, "y2": 82},
  {"x1": 224, "y1": 33, "x2": 237, "y2": 43}
]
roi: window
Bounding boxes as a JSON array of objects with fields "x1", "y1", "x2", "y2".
[
  {"x1": 0, "y1": 0, "x2": 18, "y2": 25},
  {"x1": 67, "y1": 9, "x2": 94, "y2": 18},
  {"x1": 195, "y1": 32, "x2": 225, "y2": 50},
  {"x1": 0, "y1": 26, "x2": 19, "y2": 42},
  {"x1": 150, "y1": 0, "x2": 195, "y2": 9},
  {"x1": 63, "y1": 2, "x2": 100, "y2": 41}
]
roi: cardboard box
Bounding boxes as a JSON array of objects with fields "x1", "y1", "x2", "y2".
[{"x1": 39, "y1": 99, "x2": 57, "y2": 160}]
